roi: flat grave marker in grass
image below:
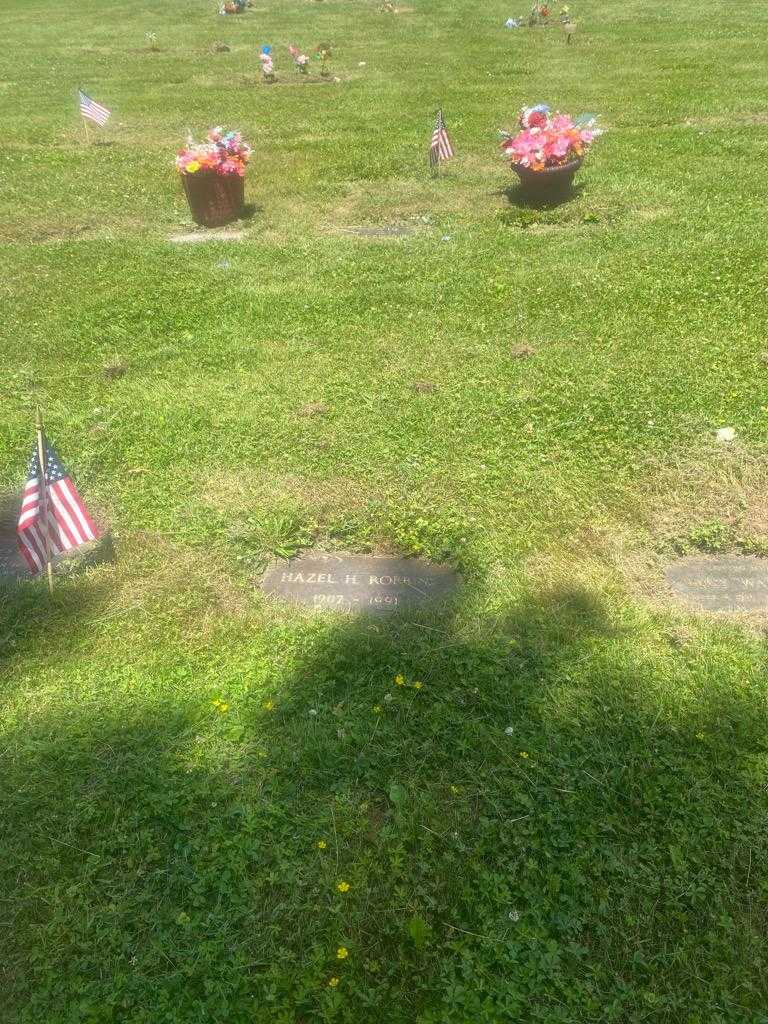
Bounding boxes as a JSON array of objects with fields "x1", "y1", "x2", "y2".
[
  {"x1": 261, "y1": 552, "x2": 458, "y2": 613},
  {"x1": 167, "y1": 229, "x2": 245, "y2": 243},
  {"x1": 665, "y1": 555, "x2": 768, "y2": 613},
  {"x1": 345, "y1": 225, "x2": 416, "y2": 238}
]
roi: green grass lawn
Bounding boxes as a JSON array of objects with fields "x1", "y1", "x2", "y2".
[{"x1": 3, "y1": 0, "x2": 768, "y2": 1021}]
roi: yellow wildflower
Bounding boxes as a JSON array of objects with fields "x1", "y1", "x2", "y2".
[
  {"x1": 373, "y1": 705, "x2": 382, "y2": 713},
  {"x1": 186, "y1": 160, "x2": 200, "y2": 173},
  {"x1": 328, "y1": 977, "x2": 340, "y2": 988},
  {"x1": 519, "y1": 751, "x2": 529, "y2": 759},
  {"x1": 219, "y1": 703, "x2": 229, "y2": 713},
  {"x1": 336, "y1": 881, "x2": 351, "y2": 893},
  {"x1": 394, "y1": 674, "x2": 405, "y2": 686},
  {"x1": 317, "y1": 840, "x2": 327, "y2": 849},
  {"x1": 413, "y1": 681, "x2": 423, "y2": 690},
  {"x1": 264, "y1": 700, "x2": 274, "y2": 711},
  {"x1": 336, "y1": 947, "x2": 349, "y2": 959},
  {"x1": 212, "y1": 699, "x2": 221, "y2": 707}
]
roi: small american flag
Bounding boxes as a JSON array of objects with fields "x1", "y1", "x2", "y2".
[
  {"x1": 16, "y1": 437, "x2": 99, "y2": 575},
  {"x1": 78, "y1": 90, "x2": 111, "y2": 127},
  {"x1": 429, "y1": 109, "x2": 454, "y2": 168}
]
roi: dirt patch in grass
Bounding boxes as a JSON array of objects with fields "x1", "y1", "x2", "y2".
[
  {"x1": 647, "y1": 445, "x2": 768, "y2": 542},
  {"x1": 539, "y1": 446, "x2": 768, "y2": 617},
  {"x1": 116, "y1": 532, "x2": 251, "y2": 631},
  {"x1": 326, "y1": 183, "x2": 437, "y2": 233}
]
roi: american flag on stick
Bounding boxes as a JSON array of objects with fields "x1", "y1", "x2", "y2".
[
  {"x1": 78, "y1": 90, "x2": 111, "y2": 126},
  {"x1": 16, "y1": 426, "x2": 99, "y2": 581},
  {"x1": 429, "y1": 108, "x2": 454, "y2": 169}
]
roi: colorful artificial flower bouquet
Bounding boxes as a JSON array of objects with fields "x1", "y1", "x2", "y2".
[
  {"x1": 315, "y1": 43, "x2": 332, "y2": 77},
  {"x1": 528, "y1": 2, "x2": 550, "y2": 25},
  {"x1": 501, "y1": 105, "x2": 601, "y2": 171},
  {"x1": 260, "y1": 45, "x2": 276, "y2": 81},
  {"x1": 288, "y1": 44, "x2": 310, "y2": 73},
  {"x1": 175, "y1": 127, "x2": 251, "y2": 177}
]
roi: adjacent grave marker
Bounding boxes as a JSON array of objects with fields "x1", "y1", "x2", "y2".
[
  {"x1": 346, "y1": 225, "x2": 416, "y2": 238},
  {"x1": 665, "y1": 555, "x2": 768, "y2": 613},
  {"x1": 262, "y1": 553, "x2": 459, "y2": 613}
]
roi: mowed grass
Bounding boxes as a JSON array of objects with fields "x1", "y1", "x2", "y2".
[{"x1": 3, "y1": 1, "x2": 768, "y2": 1021}]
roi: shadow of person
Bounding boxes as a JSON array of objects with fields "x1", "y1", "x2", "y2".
[{"x1": 4, "y1": 581, "x2": 768, "y2": 1020}]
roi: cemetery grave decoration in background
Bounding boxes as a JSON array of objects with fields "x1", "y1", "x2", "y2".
[
  {"x1": 315, "y1": 43, "x2": 333, "y2": 78},
  {"x1": 561, "y1": 5, "x2": 577, "y2": 42},
  {"x1": 288, "y1": 43, "x2": 310, "y2": 74},
  {"x1": 529, "y1": 2, "x2": 550, "y2": 26},
  {"x1": 77, "y1": 89, "x2": 111, "y2": 143},
  {"x1": 501, "y1": 105, "x2": 602, "y2": 202},
  {"x1": 176, "y1": 127, "x2": 251, "y2": 227},
  {"x1": 219, "y1": 0, "x2": 248, "y2": 13},
  {"x1": 260, "y1": 45, "x2": 276, "y2": 83},
  {"x1": 507, "y1": 4, "x2": 574, "y2": 30}
]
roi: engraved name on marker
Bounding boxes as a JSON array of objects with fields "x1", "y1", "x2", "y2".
[{"x1": 262, "y1": 553, "x2": 459, "y2": 613}]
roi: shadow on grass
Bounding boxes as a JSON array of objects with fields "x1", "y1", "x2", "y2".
[
  {"x1": 501, "y1": 183, "x2": 585, "y2": 211},
  {"x1": 0, "y1": 572, "x2": 115, "y2": 668},
  {"x1": 0, "y1": 493, "x2": 114, "y2": 667},
  {"x1": 240, "y1": 202, "x2": 264, "y2": 222},
  {"x1": 2, "y1": 585, "x2": 768, "y2": 1022}
]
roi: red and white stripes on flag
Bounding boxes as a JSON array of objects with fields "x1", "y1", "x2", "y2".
[
  {"x1": 16, "y1": 437, "x2": 99, "y2": 575},
  {"x1": 78, "y1": 90, "x2": 111, "y2": 127},
  {"x1": 429, "y1": 109, "x2": 455, "y2": 168}
]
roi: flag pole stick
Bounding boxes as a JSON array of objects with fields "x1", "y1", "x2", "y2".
[
  {"x1": 82, "y1": 117, "x2": 90, "y2": 144},
  {"x1": 35, "y1": 406, "x2": 54, "y2": 593}
]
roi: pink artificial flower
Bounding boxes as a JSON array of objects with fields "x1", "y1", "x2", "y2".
[
  {"x1": 550, "y1": 134, "x2": 572, "y2": 158},
  {"x1": 220, "y1": 158, "x2": 242, "y2": 175},
  {"x1": 502, "y1": 108, "x2": 602, "y2": 169}
]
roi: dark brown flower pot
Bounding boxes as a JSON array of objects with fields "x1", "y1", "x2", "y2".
[
  {"x1": 512, "y1": 157, "x2": 582, "y2": 202},
  {"x1": 181, "y1": 172, "x2": 245, "y2": 227}
]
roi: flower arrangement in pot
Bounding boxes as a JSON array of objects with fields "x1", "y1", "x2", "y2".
[
  {"x1": 175, "y1": 127, "x2": 251, "y2": 227},
  {"x1": 501, "y1": 105, "x2": 602, "y2": 202}
]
